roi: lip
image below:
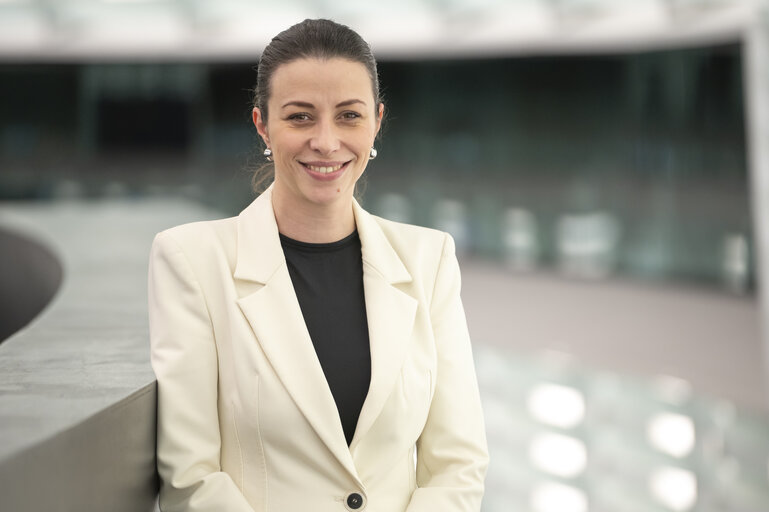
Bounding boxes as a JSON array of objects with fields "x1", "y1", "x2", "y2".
[{"x1": 299, "y1": 160, "x2": 351, "y2": 181}]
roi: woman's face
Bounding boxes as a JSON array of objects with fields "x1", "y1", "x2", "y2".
[{"x1": 253, "y1": 57, "x2": 383, "y2": 209}]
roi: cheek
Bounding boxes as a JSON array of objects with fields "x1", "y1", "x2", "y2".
[
  {"x1": 357, "y1": 130, "x2": 376, "y2": 150},
  {"x1": 272, "y1": 131, "x2": 302, "y2": 152}
]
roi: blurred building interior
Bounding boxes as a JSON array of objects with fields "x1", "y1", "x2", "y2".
[{"x1": 1, "y1": 0, "x2": 769, "y2": 511}]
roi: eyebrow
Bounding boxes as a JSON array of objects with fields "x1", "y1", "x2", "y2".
[{"x1": 281, "y1": 99, "x2": 367, "y2": 109}]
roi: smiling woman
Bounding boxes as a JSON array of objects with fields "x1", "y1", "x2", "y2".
[
  {"x1": 148, "y1": 18, "x2": 488, "y2": 512},
  {"x1": 253, "y1": 57, "x2": 384, "y2": 242}
]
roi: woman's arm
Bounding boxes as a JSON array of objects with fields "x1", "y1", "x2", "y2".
[
  {"x1": 149, "y1": 231, "x2": 255, "y2": 512},
  {"x1": 406, "y1": 233, "x2": 490, "y2": 512}
]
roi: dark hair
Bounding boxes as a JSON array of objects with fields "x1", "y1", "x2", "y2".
[
  {"x1": 250, "y1": 19, "x2": 382, "y2": 193},
  {"x1": 254, "y1": 18, "x2": 381, "y2": 121}
]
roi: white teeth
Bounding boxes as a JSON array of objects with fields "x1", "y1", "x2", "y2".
[{"x1": 307, "y1": 164, "x2": 344, "y2": 174}]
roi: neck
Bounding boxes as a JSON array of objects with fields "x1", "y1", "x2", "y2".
[{"x1": 271, "y1": 186, "x2": 356, "y2": 243}]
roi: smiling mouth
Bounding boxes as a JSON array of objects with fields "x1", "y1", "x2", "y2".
[{"x1": 301, "y1": 161, "x2": 350, "y2": 174}]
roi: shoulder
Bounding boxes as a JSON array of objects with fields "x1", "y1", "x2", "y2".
[
  {"x1": 155, "y1": 215, "x2": 236, "y2": 248},
  {"x1": 151, "y1": 216, "x2": 238, "y2": 269},
  {"x1": 373, "y1": 215, "x2": 448, "y2": 250},
  {"x1": 369, "y1": 214, "x2": 456, "y2": 271}
]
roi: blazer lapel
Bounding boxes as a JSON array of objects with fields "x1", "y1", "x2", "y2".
[
  {"x1": 234, "y1": 187, "x2": 359, "y2": 481},
  {"x1": 349, "y1": 200, "x2": 417, "y2": 452}
]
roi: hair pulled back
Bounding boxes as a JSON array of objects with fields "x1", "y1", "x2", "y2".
[
  {"x1": 250, "y1": 19, "x2": 381, "y2": 193},
  {"x1": 254, "y1": 18, "x2": 381, "y2": 121}
]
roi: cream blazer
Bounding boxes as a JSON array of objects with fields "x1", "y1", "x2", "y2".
[{"x1": 148, "y1": 186, "x2": 488, "y2": 512}]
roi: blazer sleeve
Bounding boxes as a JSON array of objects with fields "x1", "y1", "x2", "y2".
[
  {"x1": 406, "y1": 233, "x2": 489, "y2": 512},
  {"x1": 148, "y1": 231, "x2": 256, "y2": 512}
]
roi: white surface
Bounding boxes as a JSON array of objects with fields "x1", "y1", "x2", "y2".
[{"x1": 0, "y1": 0, "x2": 760, "y2": 60}]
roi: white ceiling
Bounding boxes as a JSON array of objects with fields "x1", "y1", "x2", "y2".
[{"x1": 0, "y1": 0, "x2": 761, "y2": 61}]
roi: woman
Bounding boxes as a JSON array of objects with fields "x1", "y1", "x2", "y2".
[{"x1": 149, "y1": 18, "x2": 488, "y2": 512}]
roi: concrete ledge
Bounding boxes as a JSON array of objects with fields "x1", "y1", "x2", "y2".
[
  {"x1": 0, "y1": 198, "x2": 221, "y2": 511},
  {"x1": 0, "y1": 383, "x2": 158, "y2": 511}
]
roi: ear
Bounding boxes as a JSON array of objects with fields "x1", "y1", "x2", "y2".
[
  {"x1": 253, "y1": 107, "x2": 270, "y2": 147},
  {"x1": 374, "y1": 102, "x2": 384, "y2": 137}
]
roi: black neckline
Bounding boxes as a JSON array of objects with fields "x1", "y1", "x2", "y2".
[{"x1": 279, "y1": 230, "x2": 359, "y2": 252}]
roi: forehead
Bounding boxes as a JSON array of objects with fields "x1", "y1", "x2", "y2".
[{"x1": 269, "y1": 57, "x2": 374, "y2": 106}]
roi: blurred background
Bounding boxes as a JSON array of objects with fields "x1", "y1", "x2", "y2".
[{"x1": 1, "y1": 0, "x2": 768, "y2": 511}]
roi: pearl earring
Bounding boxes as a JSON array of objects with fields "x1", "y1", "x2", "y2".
[
  {"x1": 369, "y1": 147, "x2": 378, "y2": 160},
  {"x1": 263, "y1": 148, "x2": 272, "y2": 161}
]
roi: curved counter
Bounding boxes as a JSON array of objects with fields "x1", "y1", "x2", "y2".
[{"x1": 0, "y1": 198, "x2": 220, "y2": 512}]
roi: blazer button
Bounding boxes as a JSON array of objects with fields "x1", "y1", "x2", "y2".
[{"x1": 345, "y1": 492, "x2": 364, "y2": 510}]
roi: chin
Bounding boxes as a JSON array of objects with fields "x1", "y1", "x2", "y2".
[{"x1": 301, "y1": 184, "x2": 354, "y2": 206}]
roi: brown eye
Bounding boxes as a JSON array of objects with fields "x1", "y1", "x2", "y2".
[
  {"x1": 288, "y1": 113, "x2": 311, "y2": 121},
  {"x1": 341, "y1": 111, "x2": 361, "y2": 120}
]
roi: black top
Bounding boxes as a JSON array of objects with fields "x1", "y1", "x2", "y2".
[{"x1": 280, "y1": 230, "x2": 371, "y2": 446}]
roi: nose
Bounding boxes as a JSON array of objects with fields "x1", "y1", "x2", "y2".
[{"x1": 308, "y1": 117, "x2": 340, "y2": 155}]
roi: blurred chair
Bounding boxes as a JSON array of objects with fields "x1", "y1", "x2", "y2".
[
  {"x1": 721, "y1": 233, "x2": 750, "y2": 294},
  {"x1": 556, "y1": 211, "x2": 621, "y2": 279},
  {"x1": 375, "y1": 192, "x2": 412, "y2": 224},
  {"x1": 502, "y1": 207, "x2": 540, "y2": 271},
  {"x1": 432, "y1": 198, "x2": 469, "y2": 254}
]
